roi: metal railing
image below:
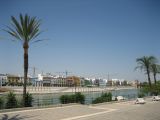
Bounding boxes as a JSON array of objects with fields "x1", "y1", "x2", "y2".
[{"x1": 0, "y1": 87, "x2": 140, "y2": 110}]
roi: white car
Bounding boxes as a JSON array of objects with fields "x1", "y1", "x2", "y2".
[
  {"x1": 135, "y1": 98, "x2": 146, "y2": 104},
  {"x1": 117, "y1": 96, "x2": 125, "y2": 101},
  {"x1": 152, "y1": 96, "x2": 160, "y2": 101}
]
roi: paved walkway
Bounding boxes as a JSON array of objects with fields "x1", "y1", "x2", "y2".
[{"x1": 0, "y1": 98, "x2": 160, "y2": 120}]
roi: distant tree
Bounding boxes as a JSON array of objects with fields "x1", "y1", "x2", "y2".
[
  {"x1": 121, "y1": 80, "x2": 127, "y2": 86},
  {"x1": 84, "y1": 80, "x2": 91, "y2": 86},
  {"x1": 142, "y1": 82, "x2": 148, "y2": 86},
  {"x1": 136, "y1": 56, "x2": 157, "y2": 88}
]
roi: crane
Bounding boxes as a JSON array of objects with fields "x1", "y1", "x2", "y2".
[{"x1": 29, "y1": 67, "x2": 38, "y2": 77}]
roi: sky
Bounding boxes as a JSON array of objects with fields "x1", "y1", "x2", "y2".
[{"x1": 0, "y1": 0, "x2": 160, "y2": 81}]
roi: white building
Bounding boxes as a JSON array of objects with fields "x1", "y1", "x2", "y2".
[
  {"x1": 0, "y1": 74, "x2": 7, "y2": 86},
  {"x1": 111, "y1": 78, "x2": 128, "y2": 86},
  {"x1": 99, "y1": 79, "x2": 106, "y2": 86},
  {"x1": 37, "y1": 74, "x2": 67, "y2": 86},
  {"x1": 37, "y1": 74, "x2": 51, "y2": 86}
]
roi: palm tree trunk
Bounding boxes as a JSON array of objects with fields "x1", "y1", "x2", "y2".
[
  {"x1": 153, "y1": 73, "x2": 157, "y2": 85},
  {"x1": 23, "y1": 43, "x2": 29, "y2": 106},
  {"x1": 147, "y1": 69, "x2": 152, "y2": 88}
]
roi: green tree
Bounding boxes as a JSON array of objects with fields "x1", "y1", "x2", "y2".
[
  {"x1": 4, "y1": 14, "x2": 42, "y2": 106},
  {"x1": 136, "y1": 56, "x2": 157, "y2": 88},
  {"x1": 84, "y1": 80, "x2": 91, "y2": 86},
  {"x1": 151, "y1": 64, "x2": 160, "y2": 85}
]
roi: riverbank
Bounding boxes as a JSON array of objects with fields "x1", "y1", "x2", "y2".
[{"x1": 1, "y1": 86, "x2": 136, "y2": 94}]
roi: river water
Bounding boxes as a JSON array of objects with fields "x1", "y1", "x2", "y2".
[{"x1": 32, "y1": 88, "x2": 139, "y2": 106}]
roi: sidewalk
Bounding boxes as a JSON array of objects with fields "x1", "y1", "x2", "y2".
[{"x1": 0, "y1": 98, "x2": 160, "y2": 120}]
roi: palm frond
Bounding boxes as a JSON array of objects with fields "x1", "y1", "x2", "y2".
[
  {"x1": 3, "y1": 26, "x2": 21, "y2": 40},
  {"x1": 151, "y1": 64, "x2": 160, "y2": 74},
  {"x1": 157, "y1": 65, "x2": 160, "y2": 73},
  {"x1": 4, "y1": 14, "x2": 42, "y2": 44},
  {"x1": 11, "y1": 16, "x2": 23, "y2": 37},
  {"x1": 30, "y1": 39, "x2": 45, "y2": 44}
]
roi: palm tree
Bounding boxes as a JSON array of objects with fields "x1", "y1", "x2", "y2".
[
  {"x1": 136, "y1": 56, "x2": 157, "y2": 88},
  {"x1": 150, "y1": 64, "x2": 160, "y2": 84},
  {"x1": 4, "y1": 14, "x2": 41, "y2": 106}
]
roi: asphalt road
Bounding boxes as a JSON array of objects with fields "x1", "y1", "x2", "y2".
[{"x1": 0, "y1": 98, "x2": 160, "y2": 120}]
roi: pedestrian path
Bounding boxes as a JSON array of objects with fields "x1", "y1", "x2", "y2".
[{"x1": 0, "y1": 98, "x2": 160, "y2": 120}]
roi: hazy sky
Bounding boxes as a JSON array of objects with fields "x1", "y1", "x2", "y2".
[{"x1": 0, "y1": 0, "x2": 160, "y2": 81}]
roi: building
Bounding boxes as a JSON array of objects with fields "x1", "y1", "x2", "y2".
[
  {"x1": 0, "y1": 74, "x2": 7, "y2": 86},
  {"x1": 51, "y1": 77, "x2": 66, "y2": 87},
  {"x1": 99, "y1": 79, "x2": 106, "y2": 87},
  {"x1": 94, "y1": 78, "x2": 106, "y2": 86},
  {"x1": 7, "y1": 74, "x2": 23, "y2": 85},
  {"x1": 107, "y1": 80, "x2": 113, "y2": 86},
  {"x1": 131, "y1": 80, "x2": 140, "y2": 88},
  {"x1": 37, "y1": 74, "x2": 80, "y2": 87},
  {"x1": 6, "y1": 74, "x2": 32, "y2": 86},
  {"x1": 66, "y1": 76, "x2": 80, "y2": 87},
  {"x1": 38, "y1": 74, "x2": 52, "y2": 86},
  {"x1": 79, "y1": 77, "x2": 85, "y2": 86},
  {"x1": 106, "y1": 79, "x2": 129, "y2": 86},
  {"x1": 29, "y1": 77, "x2": 39, "y2": 86}
]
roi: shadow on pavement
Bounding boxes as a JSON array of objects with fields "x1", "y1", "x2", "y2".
[{"x1": 1, "y1": 114, "x2": 35, "y2": 120}]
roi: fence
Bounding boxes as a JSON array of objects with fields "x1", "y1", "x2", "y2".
[{"x1": 0, "y1": 88, "x2": 140, "y2": 110}]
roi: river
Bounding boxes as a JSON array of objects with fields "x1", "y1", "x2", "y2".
[{"x1": 31, "y1": 88, "x2": 139, "y2": 106}]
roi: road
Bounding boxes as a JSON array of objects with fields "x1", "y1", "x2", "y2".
[{"x1": 0, "y1": 98, "x2": 160, "y2": 120}]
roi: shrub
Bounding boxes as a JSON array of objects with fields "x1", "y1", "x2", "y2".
[
  {"x1": 141, "y1": 83, "x2": 160, "y2": 95},
  {"x1": 69, "y1": 94, "x2": 76, "y2": 103},
  {"x1": 108, "y1": 93, "x2": 112, "y2": 100},
  {"x1": 138, "y1": 93, "x2": 145, "y2": 98},
  {"x1": 92, "y1": 97, "x2": 103, "y2": 104},
  {"x1": 6, "y1": 92, "x2": 17, "y2": 109},
  {"x1": 60, "y1": 95, "x2": 70, "y2": 104},
  {"x1": 75, "y1": 92, "x2": 85, "y2": 104},
  {"x1": 115, "y1": 97, "x2": 118, "y2": 101},
  {"x1": 0, "y1": 97, "x2": 4, "y2": 109},
  {"x1": 102, "y1": 92, "x2": 112, "y2": 102},
  {"x1": 59, "y1": 92, "x2": 85, "y2": 104},
  {"x1": 24, "y1": 92, "x2": 33, "y2": 107},
  {"x1": 92, "y1": 92, "x2": 112, "y2": 104}
]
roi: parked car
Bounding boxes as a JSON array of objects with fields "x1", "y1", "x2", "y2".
[
  {"x1": 135, "y1": 98, "x2": 146, "y2": 104},
  {"x1": 117, "y1": 96, "x2": 125, "y2": 101},
  {"x1": 152, "y1": 96, "x2": 160, "y2": 101}
]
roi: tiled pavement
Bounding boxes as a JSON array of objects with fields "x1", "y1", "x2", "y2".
[{"x1": 0, "y1": 98, "x2": 160, "y2": 120}]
